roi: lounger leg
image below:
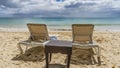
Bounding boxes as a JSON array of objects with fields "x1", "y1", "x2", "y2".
[
  {"x1": 97, "y1": 47, "x2": 101, "y2": 65},
  {"x1": 17, "y1": 43, "x2": 23, "y2": 54},
  {"x1": 25, "y1": 46, "x2": 28, "y2": 52}
]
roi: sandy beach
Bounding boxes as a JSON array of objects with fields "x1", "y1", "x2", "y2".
[{"x1": 0, "y1": 31, "x2": 120, "y2": 68}]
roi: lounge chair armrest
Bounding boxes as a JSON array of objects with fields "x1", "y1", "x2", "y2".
[{"x1": 72, "y1": 41, "x2": 98, "y2": 47}]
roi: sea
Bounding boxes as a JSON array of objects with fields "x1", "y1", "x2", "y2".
[{"x1": 0, "y1": 17, "x2": 120, "y2": 31}]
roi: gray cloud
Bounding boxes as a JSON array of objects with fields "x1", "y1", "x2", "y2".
[
  {"x1": 0, "y1": 0, "x2": 120, "y2": 18},
  {"x1": 0, "y1": 0, "x2": 21, "y2": 8}
]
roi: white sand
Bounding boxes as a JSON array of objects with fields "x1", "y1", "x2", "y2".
[{"x1": 0, "y1": 31, "x2": 120, "y2": 68}]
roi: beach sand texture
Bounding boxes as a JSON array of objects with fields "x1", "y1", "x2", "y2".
[{"x1": 0, "y1": 31, "x2": 120, "y2": 68}]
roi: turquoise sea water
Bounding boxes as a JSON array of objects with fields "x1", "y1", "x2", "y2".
[{"x1": 0, "y1": 18, "x2": 120, "y2": 31}]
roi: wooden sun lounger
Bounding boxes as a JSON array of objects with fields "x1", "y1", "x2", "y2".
[{"x1": 72, "y1": 24, "x2": 101, "y2": 65}]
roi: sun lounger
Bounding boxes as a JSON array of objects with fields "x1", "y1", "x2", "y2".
[
  {"x1": 17, "y1": 23, "x2": 57, "y2": 54},
  {"x1": 72, "y1": 24, "x2": 101, "y2": 65}
]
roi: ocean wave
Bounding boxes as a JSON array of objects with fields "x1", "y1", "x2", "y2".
[{"x1": 0, "y1": 24, "x2": 120, "y2": 32}]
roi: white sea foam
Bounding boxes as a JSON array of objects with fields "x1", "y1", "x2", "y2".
[
  {"x1": 0, "y1": 27, "x2": 28, "y2": 32},
  {"x1": 0, "y1": 26, "x2": 120, "y2": 32}
]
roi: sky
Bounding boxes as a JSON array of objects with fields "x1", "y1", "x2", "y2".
[{"x1": 0, "y1": 0, "x2": 120, "y2": 18}]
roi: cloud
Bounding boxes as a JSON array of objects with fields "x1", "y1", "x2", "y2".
[{"x1": 0, "y1": 0, "x2": 120, "y2": 17}]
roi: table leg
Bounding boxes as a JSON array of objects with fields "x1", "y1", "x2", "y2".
[
  {"x1": 45, "y1": 52, "x2": 49, "y2": 68},
  {"x1": 49, "y1": 53, "x2": 52, "y2": 62},
  {"x1": 67, "y1": 53, "x2": 71, "y2": 68}
]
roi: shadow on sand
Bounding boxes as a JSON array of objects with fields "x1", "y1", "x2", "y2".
[
  {"x1": 43, "y1": 64, "x2": 66, "y2": 68},
  {"x1": 71, "y1": 47, "x2": 100, "y2": 65},
  {"x1": 12, "y1": 46, "x2": 44, "y2": 61},
  {"x1": 12, "y1": 46, "x2": 101, "y2": 68}
]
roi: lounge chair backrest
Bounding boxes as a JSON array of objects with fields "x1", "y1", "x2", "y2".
[
  {"x1": 27, "y1": 23, "x2": 49, "y2": 42},
  {"x1": 72, "y1": 24, "x2": 94, "y2": 43}
]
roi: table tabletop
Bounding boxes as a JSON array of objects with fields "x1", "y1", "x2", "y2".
[{"x1": 45, "y1": 40, "x2": 72, "y2": 47}]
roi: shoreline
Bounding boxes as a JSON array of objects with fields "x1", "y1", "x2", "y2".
[
  {"x1": 0, "y1": 28, "x2": 120, "y2": 32},
  {"x1": 1, "y1": 24, "x2": 120, "y2": 32}
]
